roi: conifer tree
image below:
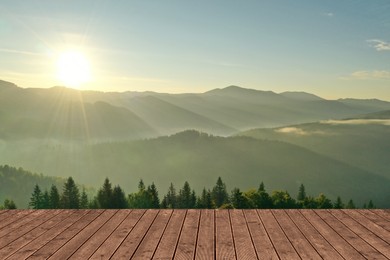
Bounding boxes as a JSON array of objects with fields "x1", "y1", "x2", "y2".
[
  {"x1": 346, "y1": 199, "x2": 356, "y2": 209},
  {"x1": 258, "y1": 181, "x2": 265, "y2": 193},
  {"x1": 211, "y1": 177, "x2": 229, "y2": 208},
  {"x1": 367, "y1": 200, "x2": 375, "y2": 209},
  {"x1": 271, "y1": 190, "x2": 296, "y2": 209},
  {"x1": 49, "y1": 185, "x2": 60, "y2": 209},
  {"x1": 97, "y1": 178, "x2": 113, "y2": 208},
  {"x1": 256, "y1": 183, "x2": 273, "y2": 208},
  {"x1": 161, "y1": 183, "x2": 177, "y2": 208},
  {"x1": 61, "y1": 177, "x2": 80, "y2": 209},
  {"x1": 231, "y1": 188, "x2": 251, "y2": 209},
  {"x1": 177, "y1": 181, "x2": 195, "y2": 208},
  {"x1": 42, "y1": 190, "x2": 50, "y2": 209},
  {"x1": 112, "y1": 185, "x2": 127, "y2": 209},
  {"x1": 29, "y1": 184, "x2": 43, "y2": 209},
  {"x1": 297, "y1": 184, "x2": 306, "y2": 201},
  {"x1": 3, "y1": 199, "x2": 16, "y2": 209},
  {"x1": 147, "y1": 183, "x2": 160, "y2": 209},
  {"x1": 80, "y1": 188, "x2": 89, "y2": 209},
  {"x1": 333, "y1": 196, "x2": 344, "y2": 209},
  {"x1": 315, "y1": 193, "x2": 333, "y2": 209},
  {"x1": 196, "y1": 188, "x2": 214, "y2": 209}
]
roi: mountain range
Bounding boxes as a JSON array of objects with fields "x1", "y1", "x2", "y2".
[{"x1": 1, "y1": 79, "x2": 389, "y2": 207}]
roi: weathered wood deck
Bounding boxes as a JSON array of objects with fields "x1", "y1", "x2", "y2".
[{"x1": 0, "y1": 209, "x2": 388, "y2": 259}]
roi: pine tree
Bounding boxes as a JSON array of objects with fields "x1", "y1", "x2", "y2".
[
  {"x1": 367, "y1": 200, "x2": 375, "y2": 209},
  {"x1": 147, "y1": 183, "x2": 160, "y2": 209},
  {"x1": 177, "y1": 181, "x2": 194, "y2": 208},
  {"x1": 196, "y1": 188, "x2": 214, "y2": 209},
  {"x1": 42, "y1": 190, "x2": 50, "y2": 209},
  {"x1": 258, "y1": 181, "x2": 265, "y2": 193},
  {"x1": 333, "y1": 196, "x2": 344, "y2": 209},
  {"x1": 271, "y1": 190, "x2": 297, "y2": 209},
  {"x1": 49, "y1": 185, "x2": 60, "y2": 209},
  {"x1": 112, "y1": 185, "x2": 128, "y2": 209},
  {"x1": 3, "y1": 199, "x2": 16, "y2": 209},
  {"x1": 61, "y1": 177, "x2": 80, "y2": 209},
  {"x1": 297, "y1": 184, "x2": 306, "y2": 201},
  {"x1": 162, "y1": 183, "x2": 177, "y2": 208},
  {"x1": 29, "y1": 184, "x2": 43, "y2": 209},
  {"x1": 97, "y1": 178, "x2": 113, "y2": 208},
  {"x1": 231, "y1": 188, "x2": 251, "y2": 209},
  {"x1": 346, "y1": 199, "x2": 356, "y2": 209},
  {"x1": 80, "y1": 188, "x2": 89, "y2": 209},
  {"x1": 211, "y1": 177, "x2": 229, "y2": 208}
]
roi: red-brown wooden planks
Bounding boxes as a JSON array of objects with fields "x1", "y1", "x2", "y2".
[
  {"x1": 301, "y1": 210, "x2": 365, "y2": 260},
  {"x1": 70, "y1": 210, "x2": 130, "y2": 259},
  {"x1": 47, "y1": 210, "x2": 117, "y2": 259},
  {"x1": 215, "y1": 209, "x2": 236, "y2": 259},
  {"x1": 244, "y1": 209, "x2": 278, "y2": 259},
  {"x1": 0, "y1": 210, "x2": 74, "y2": 259},
  {"x1": 28, "y1": 210, "x2": 103, "y2": 259},
  {"x1": 111, "y1": 209, "x2": 159, "y2": 259},
  {"x1": 0, "y1": 210, "x2": 41, "y2": 236},
  {"x1": 316, "y1": 210, "x2": 386, "y2": 259},
  {"x1": 357, "y1": 210, "x2": 390, "y2": 231},
  {"x1": 230, "y1": 209, "x2": 257, "y2": 259},
  {"x1": 0, "y1": 210, "x2": 59, "y2": 249},
  {"x1": 373, "y1": 209, "x2": 390, "y2": 221},
  {"x1": 153, "y1": 210, "x2": 186, "y2": 260},
  {"x1": 258, "y1": 209, "x2": 300, "y2": 260},
  {"x1": 272, "y1": 210, "x2": 322, "y2": 259},
  {"x1": 7, "y1": 210, "x2": 89, "y2": 260},
  {"x1": 195, "y1": 209, "x2": 215, "y2": 260},
  {"x1": 174, "y1": 209, "x2": 201, "y2": 260},
  {"x1": 89, "y1": 209, "x2": 145, "y2": 260},
  {"x1": 286, "y1": 209, "x2": 343, "y2": 260},
  {"x1": 329, "y1": 210, "x2": 390, "y2": 259},
  {"x1": 132, "y1": 210, "x2": 172, "y2": 259}
]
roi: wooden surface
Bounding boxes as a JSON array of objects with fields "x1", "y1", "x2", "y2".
[{"x1": 0, "y1": 209, "x2": 389, "y2": 259}]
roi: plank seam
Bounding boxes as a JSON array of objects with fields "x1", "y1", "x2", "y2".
[
  {"x1": 255, "y1": 210, "x2": 281, "y2": 260},
  {"x1": 150, "y1": 209, "x2": 174, "y2": 259},
  {"x1": 242, "y1": 210, "x2": 259, "y2": 260},
  {"x1": 172, "y1": 209, "x2": 189, "y2": 259}
]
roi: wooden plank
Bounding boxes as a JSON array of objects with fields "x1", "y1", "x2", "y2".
[
  {"x1": 343, "y1": 210, "x2": 390, "y2": 244},
  {"x1": 0, "y1": 209, "x2": 9, "y2": 216},
  {"x1": 357, "y1": 210, "x2": 390, "y2": 232},
  {"x1": 70, "y1": 210, "x2": 130, "y2": 259},
  {"x1": 272, "y1": 210, "x2": 321, "y2": 259},
  {"x1": 195, "y1": 209, "x2": 215, "y2": 260},
  {"x1": 28, "y1": 210, "x2": 103, "y2": 259},
  {"x1": 174, "y1": 209, "x2": 201, "y2": 260},
  {"x1": 7, "y1": 210, "x2": 90, "y2": 260},
  {"x1": 111, "y1": 209, "x2": 159, "y2": 259},
  {"x1": 329, "y1": 210, "x2": 390, "y2": 259},
  {"x1": 215, "y1": 210, "x2": 235, "y2": 259},
  {"x1": 153, "y1": 210, "x2": 186, "y2": 260},
  {"x1": 0, "y1": 210, "x2": 59, "y2": 249},
  {"x1": 286, "y1": 209, "x2": 343, "y2": 260},
  {"x1": 301, "y1": 210, "x2": 365, "y2": 259},
  {"x1": 230, "y1": 209, "x2": 257, "y2": 259},
  {"x1": 89, "y1": 210, "x2": 145, "y2": 260},
  {"x1": 132, "y1": 210, "x2": 172, "y2": 259},
  {"x1": 47, "y1": 209, "x2": 117, "y2": 259},
  {"x1": 0, "y1": 210, "x2": 35, "y2": 232},
  {"x1": 258, "y1": 209, "x2": 300, "y2": 260},
  {"x1": 371, "y1": 209, "x2": 390, "y2": 221},
  {"x1": 0, "y1": 210, "x2": 74, "y2": 259},
  {"x1": 316, "y1": 210, "x2": 386, "y2": 259},
  {"x1": 243, "y1": 209, "x2": 278, "y2": 259}
]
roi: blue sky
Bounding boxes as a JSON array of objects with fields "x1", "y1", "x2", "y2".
[{"x1": 0, "y1": 0, "x2": 389, "y2": 99}]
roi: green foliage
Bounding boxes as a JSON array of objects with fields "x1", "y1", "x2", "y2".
[
  {"x1": 177, "y1": 181, "x2": 196, "y2": 209},
  {"x1": 2, "y1": 199, "x2": 17, "y2": 209},
  {"x1": 212, "y1": 177, "x2": 229, "y2": 208},
  {"x1": 29, "y1": 184, "x2": 43, "y2": 209},
  {"x1": 60, "y1": 177, "x2": 80, "y2": 209},
  {"x1": 49, "y1": 185, "x2": 60, "y2": 209},
  {"x1": 271, "y1": 190, "x2": 297, "y2": 209},
  {"x1": 196, "y1": 188, "x2": 214, "y2": 209},
  {"x1": 128, "y1": 179, "x2": 156, "y2": 208},
  {"x1": 80, "y1": 189, "x2": 89, "y2": 209},
  {"x1": 315, "y1": 193, "x2": 333, "y2": 209},
  {"x1": 231, "y1": 188, "x2": 252, "y2": 209},
  {"x1": 97, "y1": 178, "x2": 113, "y2": 209},
  {"x1": 297, "y1": 184, "x2": 306, "y2": 201},
  {"x1": 112, "y1": 185, "x2": 128, "y2": 209},
  {"x1": 161, "y1": 183, "x2": 177, "y2": 209},
  {"x1": 346, "y1": 199, "x2": 356, "y2": 209}
]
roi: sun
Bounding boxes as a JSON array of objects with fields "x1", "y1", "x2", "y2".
[{"x1": 56, "y1": 51, "x2": 91, "y2": 87}]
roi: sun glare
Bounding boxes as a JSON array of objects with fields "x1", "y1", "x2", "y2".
[{"x1": 57, "y1": 51, "x2": 91, "y2": 87}]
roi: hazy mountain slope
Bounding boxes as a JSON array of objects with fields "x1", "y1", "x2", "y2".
[
  {"x1": 2, "y1": 131, "x2": 388, "y2": 207},
  {"x1": 0, "y1": 165, "x2": 66, "y2": 208},
  {"x1": 339, "y1": 98, "x2": 390, "y2": 112},
  {"x1": 0, "y1": 84, "x2": 156, "y2": 141},
  {"x1": 240, "y1": 114, "x2": 390, "y2": 179}
]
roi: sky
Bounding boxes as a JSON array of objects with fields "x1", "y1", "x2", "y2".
[{"x1": 0, "y1": 0, "x2": 389, "y2": 100}]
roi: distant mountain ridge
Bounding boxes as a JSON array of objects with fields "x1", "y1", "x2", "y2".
[{"x1": 2, "y1": 79, "x2": 390, "y2": 141}]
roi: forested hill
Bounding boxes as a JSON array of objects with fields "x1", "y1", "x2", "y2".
[
  {"x1": 0, "y1": 165, "x2": 67, "y2": 208},
  {"x1": 2, "y1": 131, "x2": 389, "y2": 207}
]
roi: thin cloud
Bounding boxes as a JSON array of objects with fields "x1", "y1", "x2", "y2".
[
  {"x1": 323, "y1": 12, "x2": 334, "y2": 17},
  {"x1": 340, "y1": 70, "x2": 390, "y2": 80},
  {"x1": 367, "y1": 39, "x2": 390, "y2": 51},
  {"x1": 0, "y1": 48, "x2": 44, "y2": 56}
]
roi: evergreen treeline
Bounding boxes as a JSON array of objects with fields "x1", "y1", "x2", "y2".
[{"x1": 27, "y1": 176, "x2": 376, "y2": 210}]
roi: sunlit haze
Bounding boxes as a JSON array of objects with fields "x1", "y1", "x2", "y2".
[{"x1": 0, "y1": 1, "x2": 389, "y2": 100}]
